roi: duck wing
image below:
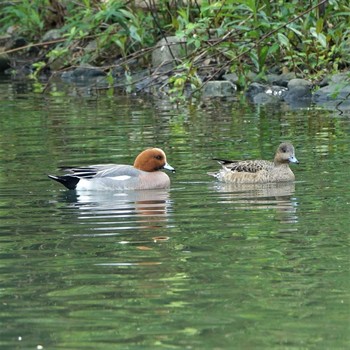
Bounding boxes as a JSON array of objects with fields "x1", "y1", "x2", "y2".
[
  {"x1": 49, "y1": 164, "x2": 141, "y2": 190},
  {"x1": 214, "y1": 159, "x2": 273, "y2": 173},
  {"x1": 60, "y1": 164, "x2": 140, "y2": 179}
]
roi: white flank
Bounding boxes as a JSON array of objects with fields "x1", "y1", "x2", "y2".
[
  {"x1": 110, "y1": 175, "x2": 131, "y2": 181},
  {"x1": 76, "y1": 179, "x2": 94, "y2": 191},
  {"x1": 76, "y1": 175, "x2": 133, "y2": 191}
]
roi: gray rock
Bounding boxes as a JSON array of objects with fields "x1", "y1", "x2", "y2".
[
  {"x1": 287, "y1": 78, "x2": 312, "y2": 89},
  {"x1": 246, "y1": 82, "x2": 266, "y2": 99},
  {"x1": 284, "y1": 80, "x2": 312, "y2": 101},
  {"x1": 313, "y1": 83, "x2": 350, "y2": 110},
  {"x1": 42, "y1": 29, "x2": 61, "y2": 42},
  {"x1": 0, "y1": 48, "x2": 10, "y2": 72},
  {"x1": 313, "y1": 84, "x2": 350, "y2": 102},
  {"x1": 152, "y1": 36, "x2": 192, "y2": 68},
  {"x1": 319, "y1": 72, "x2": 350, "y2": 88},
  {"x1": 84, "y1": 40, "x2": 98, "y2": 54},
  {"x1": 266, "y1": 73, "x2": 279, "y2": 84},
  {"x1": 279, "y1": 79, "x2": 313, "y2": 108},
  {"x1": 202, "y1": 80, "x2": 237, "y2": 97},
  {"x1": 267, "y1": 72, "x2": 296, "y2": 87},
  {"x1": 246, "y1": 82, "x2": 286, "y2": 101},
  {"x1": 330, "y1": 72, "x2": 350, "y2": 84},
  {"x1": 264, "y1": 85, "x2": 287, "y2": 97},
  {"x1": 222, "y1": 73, "x2": 239, "y2": 85},
  {"x1": 60, "y1": 70, "x2": 73, "y2": 81},
  {"x1": 284, "y1": 86, "x2": 312, "y2": 101},
  {"x1": 246, "y1": 71, "x2": 258, "y2": 82},
  {"x1": 5, "y1": 37, "x2": 27, "y2": 50},
  {"x1": 60, "y1": 65, "x2": 107, "y2": 86},
  {"x1": 0, "y1": 34, "x2": 11, "y2": 46},
  {"x1": 283, "y1": 88, "x2": 312, "y2": 109},
  {"x1": 71, "y1": 65, "x2": 106, "y2": 79},
  {"x1": 253, "y1": 92, "x2": 281, "y2": 104}
]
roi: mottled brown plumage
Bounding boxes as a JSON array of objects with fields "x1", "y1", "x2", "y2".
[{"x1": 209, "y1": 142, "x2": 299, "y2": 184}]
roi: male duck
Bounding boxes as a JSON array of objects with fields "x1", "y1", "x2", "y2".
[
  {"x1": 48, "y1": 148, "x2": 175, "y2": 190},
  {"x1": 209, "y1": 142, "x2": 299, "y2": 184}
]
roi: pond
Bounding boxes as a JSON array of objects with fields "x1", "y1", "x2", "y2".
[{"x1": 0, "y1": 77, "x2": 349, "y2": 349}]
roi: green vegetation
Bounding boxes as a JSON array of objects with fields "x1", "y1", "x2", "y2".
[{"x1": 0, "y1": 0, "x2": 349, "y2": 96}]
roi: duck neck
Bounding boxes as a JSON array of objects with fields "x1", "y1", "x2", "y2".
[{"x1": 274, "y1": 159, "x2": 289, "y2": 167}]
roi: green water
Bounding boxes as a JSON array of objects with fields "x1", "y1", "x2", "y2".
[{"x1": 0, "y1": 78, "x2": 349, "y2": 349}]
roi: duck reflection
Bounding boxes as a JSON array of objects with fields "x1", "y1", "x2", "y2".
[
  {"x1": 211, "y1": 182, "x2": 298, "y2": 223},
  {"x1": 61, "y1": 189, "x2": 172, "y2": 232}
]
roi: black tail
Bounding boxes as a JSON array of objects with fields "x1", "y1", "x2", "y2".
[
  {"x1": 212, "y1": 158, "x2": 236, "y2": 165},
  {"x1": 48, "y1": 175, "x2": 80, "y2": 190}
]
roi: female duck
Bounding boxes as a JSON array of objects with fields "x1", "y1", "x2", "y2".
[
  {"x1": 209, "y1": 142, "x2": 299, "y2": 184},
  {"x1": 48, "y1": 148, "x2": 175, "y2": 190}
]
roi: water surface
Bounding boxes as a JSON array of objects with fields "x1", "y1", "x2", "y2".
[{"x1": 0, "y1": 78, "x2": 349, "y2": 349}]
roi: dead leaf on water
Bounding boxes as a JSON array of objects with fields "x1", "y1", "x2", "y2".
[
  {"x1": 136, "y1": 246, "x2": 153, "y2": 251},
  {"x1": 152, "y1": 236, "x2": 170, "y2": 242}
]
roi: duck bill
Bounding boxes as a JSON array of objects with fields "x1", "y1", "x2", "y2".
[
  {"x1": 163, "y1": 162, "x2": 175, "y2": 173},
  {"x1": 289, "y1": 156, "x2": 299, "y2": 164}
]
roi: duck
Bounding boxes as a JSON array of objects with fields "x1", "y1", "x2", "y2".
[
  {"x1": 208, "y1": 142, "x2": 299, "y2": 184},
  {"x1": 48, "y1": 148, "x2": 175, "y2": 191}
]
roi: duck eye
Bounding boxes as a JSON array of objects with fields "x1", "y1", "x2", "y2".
[
  {"x1": 281, "y1": 146, "x2": 287, "y2": 153},
  {"x1": 155, "y1": 155, "x2": 162, "y2": 160}
]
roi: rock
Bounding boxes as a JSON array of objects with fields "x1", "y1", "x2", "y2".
[
  {"x1": 132, "y1": 70, "x2": 154, "y2": 92},
  {"x1": 284, "y1": 79, "x2": 312, "y2": 101},
  {"x1": 71, "y1": 65, "x2": 106, "y2": 80},
  {"x1": 313, "y1": 84, "x2": 350, "y2": 110},
  {"x1": 253, "y1": 92, "x2": 281, "y2": 104},
  {"x1": 266, "y1": 73, "x2": 279, "y2": 84},
  {"x1": 318, "y1": 72, "x2": 350, "y2": 89},
  {"x1": 246, "y1": 82, "x2": 286, "y2": 101},
  {"x1": 5, "y1": 37, "x2": 27, "y2": 50},
  {"x1": 313, "y1": 84, "x2": 350, "y2": 102},
  {"x1": 202, "y1": 80, "x2": 237, "y2": 97},
  {"x1": 48, "y1": 54, "x2": 70, "y2": 71},
  {"x1": 222, "y1": 73, "x2": 239, "y2": 85},
  {"x1": 287, "y1": 78, "x2": 312, "y2": 89},
  {"x1": 60, "y1": 70, "x2": 73, "y2": 81},
  {"x1": 278, "y1": 78, "x2": 312, "y2": 108},
  {"x1": 313, "y1": 71, "x2": 350, "y2": 103},
  {"x1": 245, "y1": 71, "x2": 258, "y2": 82},
  {"x1": 0, "y1": 34, "x2": 11, "y2": 46},
  {"x1": 319, "y1": 76, "x2": 330, "y2": 87},
  {"x1": 41, "y1": 29, "x2": 61, "y2": 42},
  {"x1": 245, "y1": 82, "x2": 266, "y2": 99},
  {"x1": 283, "y1": 87, "x2": 312, "y2": 108},
  {"x1": 33, "y1": 29, "x2": 62, "y2": 71},
  {"x1": 152, "y1": 36, "x2": 192, "y2": 69},
  {"x1": 0, "y1": 47, "x2": 10, "y2": 72},
  {"x1": 84, "y1": 40, "x2": 98, "y2": 54},
  {"x1": 312, "y1": 71, "x2": 350, "y2": 110},
  {"x1": 60, "y1": 64, "x2": 107, "y2": 86},
  {"x1": 267, "y1": 72, "x2": 297, "y2": 87},
  {"x1": 284, "y1": 85, "x2": 312, "y2": 100},
  {"x1": 330, "y1": 72, "x2": 350, "y2": 84}
]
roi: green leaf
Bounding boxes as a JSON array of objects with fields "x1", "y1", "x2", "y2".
[
  {"x1": 194, "y1": 39, "x2": 201, "y2": 49},
  {"x1": 317, "y1": 33, "x2": 327, "y2": 48},
  {"x1": 316, "y1": 18, "x2": 324, "y2": 34},
  {"x1": 277, "y1": 33, "x2": 290, "y2": 47},
  {"x1": 258, "y1": 45, "x2": 269, "y2": 69},
  {"x1": 287, "y1": 25, "x2": 303, "y2": 37},
  {"x1": 268, "y1": 42, "x2": 280, "y2": 55},
  {"x1": 310, "y1": 28, "x2": 327, "y2": 48},
  {"x1": 129, "y1": 25, "x2": 141, "y2": 42}
]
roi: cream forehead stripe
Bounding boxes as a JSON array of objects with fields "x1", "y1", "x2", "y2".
[{"x1": 153, "y1": 148, "x2": 166, "y2": 157}]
